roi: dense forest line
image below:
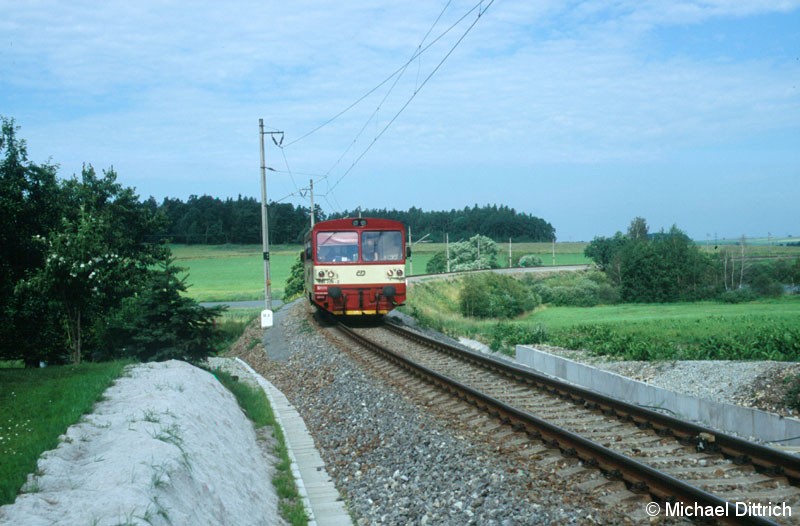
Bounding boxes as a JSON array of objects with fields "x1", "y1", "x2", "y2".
[{"x1": 150, "y1": 197, "x2": 556, "y2": 245}]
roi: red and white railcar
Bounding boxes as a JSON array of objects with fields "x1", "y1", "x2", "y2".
[{"x1": 303, "y1": 218, "x2": 408, "y2": 316}]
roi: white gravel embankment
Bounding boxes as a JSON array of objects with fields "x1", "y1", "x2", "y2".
[{"x1": 0, "y1": 360, "x2": 281, "y2": 526}]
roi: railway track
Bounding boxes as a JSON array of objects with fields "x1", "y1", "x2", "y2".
[{"x1": 326, "y1": 315, "x2": 800, "y2": 525}]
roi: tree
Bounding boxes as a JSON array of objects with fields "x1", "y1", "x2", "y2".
[
  {"x1": 618, "y1": 225, "x2": 713, "y2": 302},
  {"x1": 584, "y1": 232, "x2": 628, "y2": 283},
  {"x1": 23, "y1": 210, "x2": 134, "y2": 363},
  {"x1": 10, "y1": 164, "x2": 167, "y2": 364},
  {"x1": 1, "y1": 120, "x2": 225, "y2": 366},
  {"x1": 101, "y1": 256, "x2": 224, "y2": 362},
  {"x1": 425, "y1": 251, "x2": 448, "y2": 274},
  {"x1": 627, "y1": 216, "x2": 649, "y2": 241},
  {"x1": 449, "y1": 235, "x2": 499, "y2": 271},
  {"x1": 0, "y1": 117, "x2": 64, "y2": 362},
  {"x1": 587, "y1": 219, "x2": 718, "y2": 303},
  {"x1": 518, "y1": 255, "x2": 543, "y2": 267}
]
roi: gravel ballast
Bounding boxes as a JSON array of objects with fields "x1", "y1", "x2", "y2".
[
  {"x1": 233, "y1": 301, "x2": 799, "y2": 524},
  {"x1": 234, "y1": 303, "x2": 645, "y2": 525}
]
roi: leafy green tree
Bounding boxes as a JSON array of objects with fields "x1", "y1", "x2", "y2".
[
  {"x1": 424, "y1": 235, "x2": 500, "y2": 274},
  {"x1": 1, "y1": 120, "x2": 226, "y2": 366},
  {"x1": 627, "y1": 216, "x2": 649, "y2": 241},
  {"x1": 1, "y1": 117, "x2": 65, "y2": 362},
  {"x1": 8, "y1": 161, "x2": 168, "y2": 364},
  {"x1": 101, "y1": 256, "x2": 224, "y2": 362},
  {"x1": 618, "y1": 225, "x2": 713, "y2": 302},
  {"x1": 425, "y1": 251, "x2": 447, "y2": 274},
  {"x1": 584, "y1": 231, "x2": 627, "y2": 281},
  {"x1": 284, "y1": 253, "x2": 306, "y2": 299},
  {"x1": 22, "y1": 210, "x2": 141, "y2": 363},
  {"x1": 450, "y1": 235, "x2": 499, "y2": 271},
  {"x1": 587, "y1": 219, "x2": 718, "y2": 303},
  {"x1": 0, "y1": 122, "x2": 62, "y2": 274}
]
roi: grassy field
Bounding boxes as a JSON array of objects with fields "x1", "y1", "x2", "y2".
[
  {"x1": 171, "y1": 240, "x2": 798, "y2": 303},
  {"x1": 171, "y1": 244, "x2": 300, "y2": 302},
  {"x1": 171, "y1": 241, "x2": 592, "y2": 302},
  {"x1": 403, "y1": 278, "x2": 800, "y2": 361},
  {"x1": 0, "y1": 361, "x2": 129, "y2": 505}
]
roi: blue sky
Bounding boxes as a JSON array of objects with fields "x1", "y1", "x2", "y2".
[{"x1": 2, "y1": 1, "x2": 798, "y2": 241}]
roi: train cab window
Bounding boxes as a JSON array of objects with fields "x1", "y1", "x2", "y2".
[
  {"x1": 316, "y1": 231, "x2": 358, "y2": 263},
  {"x1": 361, "y1": 231, "x2": 403, "y2": 262}
]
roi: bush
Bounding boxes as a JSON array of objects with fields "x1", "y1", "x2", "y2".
[
  {"x1": 284, "y1": 254, "x2": 305, "y2": 300},
  {"x1": 425, "y1": 251, "x2": 447, "y2": 274},
  {"x1": 518, "y1": 255, "x2": 543, "y2": 267},
  {"x1": 529, "y1": 272, "x2": 619, "y2": 307},
  {"x1": 488, "y1": 323, "x2": 547, "y2": 355},
  {"x1": 459, "y1": 273, "x2": 539, "y2": 319},
  {"x1": 719, "y1": 288, "x2": 758, "y2": 304}
]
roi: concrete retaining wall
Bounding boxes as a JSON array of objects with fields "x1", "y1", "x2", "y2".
[{"x1": 515, "y1": 345, "x2": 800, "y2": 446}]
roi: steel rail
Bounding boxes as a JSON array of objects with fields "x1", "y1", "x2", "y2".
[
  {"x1": 334, "y1": 320, "x2": 789, "y2": 526},
  {"x1": 385, "y1": 321, "x2": 800, "y2": 481}
]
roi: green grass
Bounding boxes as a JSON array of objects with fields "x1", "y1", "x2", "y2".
[
  {"x1": 214, "y1": 308, "x2": 262, "y2": 352},
  {"x1": 212, "y1": 369, "x2": 308, "y2": 526},
  {"x1": 532, "y1": 298, "x2": 800, "y2": 361},
  {"x1": 402, "y1": 278, "x2": 800, "y2": 361},
  {"x1": 171, "y1": 244, "x2": 300, "y2": 302},
  {"x1": 526, "y1": 299, "x2": 800, "y2": 330},
  {"x1": 0, "y1": 361, "x2": 130, "y2": 505}
]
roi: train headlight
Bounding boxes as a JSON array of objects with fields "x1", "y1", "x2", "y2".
[
  {"x1": 396, "y1": 269, "x2": 403, "y2": 277},
  {"x1": 327, "y1": 270, "x2": 335, "y2": 278},
  {"x1": 318, "y1": 270, "x2": 325, "y2": 278},
  {"x1": 387, "y1": 269, "x2": 394, "y2": 276}
]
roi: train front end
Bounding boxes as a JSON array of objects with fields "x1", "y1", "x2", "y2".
[{"x1": 305, "y1": 218, "x2": 407, "y2": 316}]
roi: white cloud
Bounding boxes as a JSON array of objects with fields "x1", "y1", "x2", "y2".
[{"x1": 3, "y1": 0, "x2": 798, "y2": 239}]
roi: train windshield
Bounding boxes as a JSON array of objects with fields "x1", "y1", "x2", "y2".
[
  {"x1": 316, "y1": 231, "x2": 359, "y2": 262},
  {"x1": 361, "y1": 231, "x2": 403, "y2": 262}
]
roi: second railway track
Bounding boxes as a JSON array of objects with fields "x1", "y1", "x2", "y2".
[{"x1": 326, "y1": 314, "x2": 800, "y2": 525}]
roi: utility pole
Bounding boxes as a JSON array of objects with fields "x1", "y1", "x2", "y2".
[
  {"x1": 259, "y1": 119, "x2": 283, "y2": 328},
  {"x1": 309, "y1": 179, "x2": 315, "y2": 227},
  {"x1": 446, "y1": 233, "x2": 450, "y2": 273},
  {"x1": 408, "y1": 225, "x2": 413, "y2": 275}
]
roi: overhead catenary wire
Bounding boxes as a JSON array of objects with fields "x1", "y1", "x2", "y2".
[
  {"x1": 321, "y1": 0, "x2": 455, "y2": 181},
  {"x1": 323, "y1": 0, "x2": 495, "y2": 197},
  {"x1": 282, "y1": 0, "x2": 483, "y2": 150},
  {"x1": 274, "y1": 0, "x2": 495, "y2": 217}
]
